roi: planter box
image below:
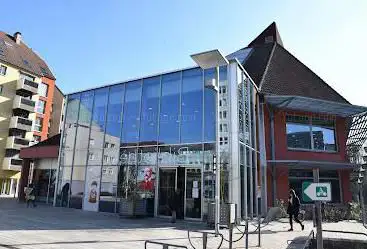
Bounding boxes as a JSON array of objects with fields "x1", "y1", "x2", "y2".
[{"x1": 119, "y1": 199, "x2": 150, "y2": 217}]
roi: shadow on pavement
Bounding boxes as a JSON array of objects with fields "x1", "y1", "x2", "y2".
[
  {"x1": 0, "y1": 236, "x2": 204, "y2": 249},
  {"x1": 285, "y1": 236, "x2": 310, "y2": 249},
  {"x1": 0, "y1": 198, "x2": 207, "y2": 231}
]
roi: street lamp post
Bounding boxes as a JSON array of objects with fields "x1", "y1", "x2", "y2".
[{"x1": 191, "y1": 50, "x2": 228, "y2": 235}]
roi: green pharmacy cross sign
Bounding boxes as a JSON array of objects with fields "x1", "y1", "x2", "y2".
[{"x1": 302, "y1": 182, "x2": 332, "y2": 202}]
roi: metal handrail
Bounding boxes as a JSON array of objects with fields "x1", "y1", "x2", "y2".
[
  {"x1": 187, "y1": 230, "x2": 223, "y2": 249},
  {"x1": 145, "y1": 240, "x2": 188, "y2": 249},
  {"x1": 322, "y1": 229, "x2": 367, "y2": 237},
  {"x1": 301, "y1": 230, "x2": 315, "y2": 249}
]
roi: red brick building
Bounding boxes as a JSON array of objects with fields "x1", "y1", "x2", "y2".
[{"x1": 242, "y1": 22, "x2": 365, "y2": 208}]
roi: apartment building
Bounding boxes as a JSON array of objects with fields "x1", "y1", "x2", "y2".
[{"x1": 0, "y1": 31, "x2": 60, "y2": 196}]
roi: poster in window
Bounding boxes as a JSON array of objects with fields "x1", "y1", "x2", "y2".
[{"x1": 83, "y1": 166, "x2": 101, "y2": 212}]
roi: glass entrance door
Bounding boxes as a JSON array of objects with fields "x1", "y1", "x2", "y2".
[
  {"x1": 185, "y1": 168, "x2": 202, "y2": 219},
  {"x1": 158, "y1": 168, "x2": 176, "y2": 216}
]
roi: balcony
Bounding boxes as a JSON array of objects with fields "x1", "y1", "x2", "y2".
[
  {"x1": 16, "y1": 78, "x2": 38, "y2": 95},
  {"x1": 13, "y1": 95, "x2": 36, "y2": 113},
  {"x1": 9, "y1": 116, "x2": 33, "y2": 132},
  {"x1": 2, "y1": 157, "x2": 22, "y2": 171},
  {"x1": 6, "y1": 136, "x2": 29, "y2": 150}
]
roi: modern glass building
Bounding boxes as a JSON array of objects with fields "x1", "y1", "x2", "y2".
[
  {"x1": 53, "y1": 22, "x2": 367, "y2": 222},
  {"x1": 55, "y1": 55, "x2": 259, "y2": 221}
]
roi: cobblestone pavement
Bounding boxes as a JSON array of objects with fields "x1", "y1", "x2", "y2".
[{"x1": 0, "y1": 198, "x2": 365, "y2": 249}]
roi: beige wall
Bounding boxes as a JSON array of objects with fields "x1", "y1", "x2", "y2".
[{"x1": 0, "y1": 61, "x2": 41, "y2": 176}]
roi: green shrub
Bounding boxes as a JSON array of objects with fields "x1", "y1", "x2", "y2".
[{"x1": 349, "y1": 202, "x2": 361, "y2": 221}]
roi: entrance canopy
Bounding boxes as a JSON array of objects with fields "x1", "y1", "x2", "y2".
[
  {"x1": 267, "y1": 160, "x2": 358, "y2": 170},
  {"x1": 20, "y1": 134, "x2": 60, "y2": 159},
  {"x1": 264, "y1": 95, "x2": 367, "y2": 118}
]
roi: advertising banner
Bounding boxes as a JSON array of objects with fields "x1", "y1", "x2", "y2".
[{"x1": 83, "y1": 166, "x2": 101, "y2": 212}]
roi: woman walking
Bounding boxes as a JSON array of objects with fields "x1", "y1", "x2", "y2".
[
  {"x1": 287, "y1": 189, "x2": 304, "y2": 231},
  {"x1": 24, "y1": 183, "x2": 36, "y2": 208}
]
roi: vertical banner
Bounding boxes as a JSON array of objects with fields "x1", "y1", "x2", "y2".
[{"x1": 83, "y1": 166, "x2": 101, "y2": 212}]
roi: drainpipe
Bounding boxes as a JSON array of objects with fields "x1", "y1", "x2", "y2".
[{"x1": 269, "y1": 108, "x2": 276, "y2": 206}]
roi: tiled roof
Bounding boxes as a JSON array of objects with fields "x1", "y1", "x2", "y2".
[
  {"x1": 239, "y1": 22, "x2": 349, "y2": 104},
  {"x1": 248, "y1": 22, "x2": 283, "y2": 48},
  {"x1": 0, "y1": 32, "x2": 55, "y2": 80}
]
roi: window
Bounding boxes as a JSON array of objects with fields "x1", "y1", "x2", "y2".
[
  {"x1": 34, "y1": 117, "x2": 43, "y2": 132},
  {"x1": 20, "y1": 73, "x2": 35, "y2": 82},
  {"x1": 89, "y1": 139, "x2": 95, "y2": 146},
  {"x1": 38, "y1": 82, "x2": 48, "y2": 97},
  {"x1": 110, "y1": 143, "x2": 115, "y2": 148},
  {"x1": 0, "y1": 85, "x2": 3, "y2": 94},
  {"x1": 219, "y1": 86, "x2": 227, "y2": 94},
  {"x1": 0, "y1": 65, "x2": 7, "y2": 76},
  {"x1": 103, "y1": 155, "x2": 109, "y2": 163},
  {"x1": 220, "y1": 124, "x2": 228, "y2": 132},
  {"x1": 286, "y1": 115, "x2": 336, "y2": 151},
  {"x1": 36, "y1": 100, "x2": 46, "y2": 114},
  {"x1": 88, "y1": 152, "x2": 95, "y2": 160},
  {"x1": 159, "y1": 72, "x2": 180, "y2": 144},
  {"x1": 181, "y1": 68, "x2": 203, "y2": 143},
  {"x1": 104, "y1": 142, "x2": 109, "y2": 148},
  {"x1": 222, "y1": 123, "x2": 228, "y2": 132},
  {"x1": 219, "y1": 136, "x2": 228, "y2": 145},
  {"x1": 140, "y1": 76, "x2": 160, "y2": 143},
  {"x1": 222, "y1": 111, "x2": 227, "y2": 119}
]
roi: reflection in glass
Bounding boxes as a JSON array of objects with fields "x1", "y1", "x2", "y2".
[
  {"x1": 158, "y1": 144, "x2": 203, "y2": 167},
  {"x1": 118, "y1": 148, "x2": 137, "y2": 200},
  {"x1": 103, "y1": 84, "x2": 125, "y2": 167},
  {"x1": 181, "y1": 68, "x2": 203, "y2": 143},
  {"x1": 137, "y1": 147, "x2": 157, "y2": 216},
  {"x1": 122, "y1": 81, "x2": 142, "y2": 145},
  {"x1": 286, "y1": 123, "x2": 311, "y2": 149},
  {"x1": 204, "y1": 69, "x2": 216, "y2": 142},
  {"x1": 89, "y1": 88, "x2": 109, "y2": 151},
  {"x1": 311, "y1": 118, "x2": 336, "y2": 151},
  {"x1": 56, "y1": 166, "x2": 72, "y2": 207},
  {"x1": 140, "y1": 77, "x2": 160, "y2": 145},
  {"x1": 63, "y1": 94, "x2": 80, "y2": 152},
  {"x1": 100, "y1": 165, "x2": 118, "y2": 213},
  {"x1": 70, "y1": 164, "x2": 85, "y2": 209},
  {"x1": 159, "y1": 72, "x2": 180, "y2": 144},
  {"x1": 203, "y1": 143, "x2": 215, "y2": 218},
  {"x1": 105, "y1": 84, "x2": 125, "y2": 139}
]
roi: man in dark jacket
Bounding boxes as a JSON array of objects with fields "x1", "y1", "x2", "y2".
[
  {"x1": 287, "y1": 189, "x2": 304, "y2": 231},
  {"x1": 170, "y1": 189, "x2": 181, "y2": 223}
]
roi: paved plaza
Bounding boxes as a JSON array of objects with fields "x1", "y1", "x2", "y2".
[{"x1": 0, "y1": 198, "x2": 366, "y2": 249}]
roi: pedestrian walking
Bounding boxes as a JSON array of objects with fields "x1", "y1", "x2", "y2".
[
  {"x1": 61, "y1": 183, "x2": 70, "y2": 207},
  {"x1": 287, "y1": 189, "x2": 304, "y2": 231},
  {"x1": 170, "y1": 188, "x2": 180, "y2": 223},
  {"x1": 24, "y1": 183, "x2": 36, "y2": 208}
]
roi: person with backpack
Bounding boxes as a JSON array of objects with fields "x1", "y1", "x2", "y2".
[
  {"x1": 24, "y1": 183, "x2": 36, "y2": 208},
  {"x1": 287, "y1": 189, "x2": 304, "y2": 231}
]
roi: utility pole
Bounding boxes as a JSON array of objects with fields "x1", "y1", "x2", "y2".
[{"x1": 313, "y1": 168, "x2": 323, "y2": 249}]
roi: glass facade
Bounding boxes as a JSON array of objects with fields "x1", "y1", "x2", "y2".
[{"x1": 56, "y1": 61, "x2": 258, "y2": 221}]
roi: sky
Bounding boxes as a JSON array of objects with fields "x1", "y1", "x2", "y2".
[{"x1": 1, "y1": 0, "x2": 366, "y2": 105}]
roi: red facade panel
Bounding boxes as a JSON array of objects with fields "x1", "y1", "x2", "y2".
[{"x1": 263, "y1": 105, "x2": 352, "y2": 205}]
